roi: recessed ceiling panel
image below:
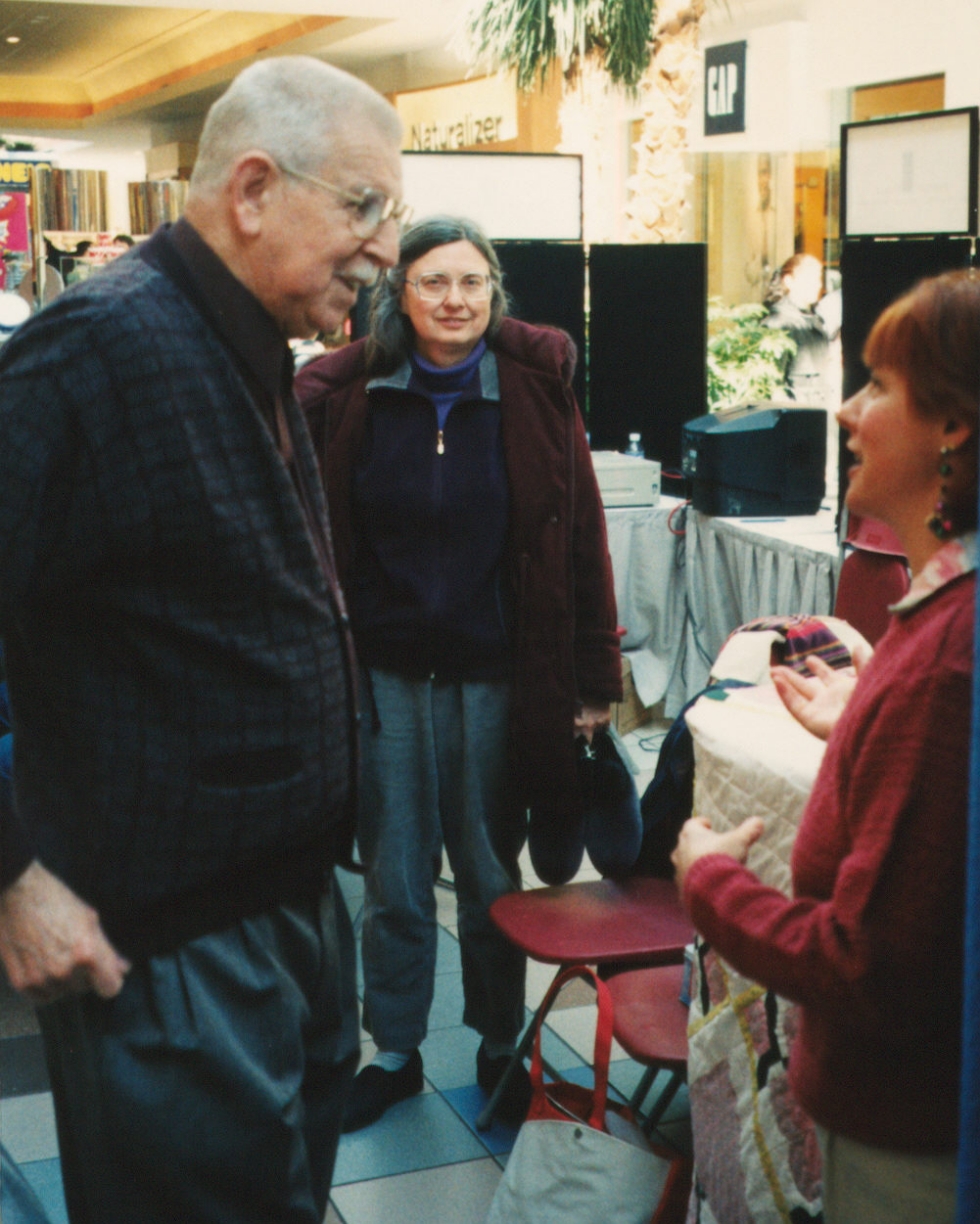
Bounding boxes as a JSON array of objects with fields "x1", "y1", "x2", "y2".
[{"x1": 0, "y1": 1, "x2": 343, "y2": 120}]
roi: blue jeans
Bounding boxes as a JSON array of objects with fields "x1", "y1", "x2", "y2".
[
  {"x1": 358, "y1": 670, "x2": 527, "y2": 1052},
  {"x1": 38, "y1": 884, "x2": 359, "y2": 1224}
]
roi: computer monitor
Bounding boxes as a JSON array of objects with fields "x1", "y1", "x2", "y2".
[{"x1": 681, "y1": 406, "x2": 826, "y2": 516}]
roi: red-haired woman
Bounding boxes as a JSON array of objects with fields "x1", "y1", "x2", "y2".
[{"x1": 674, "y1": 270, "x2": 979, "y2": 1224}]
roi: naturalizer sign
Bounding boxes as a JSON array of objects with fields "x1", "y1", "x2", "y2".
[{"x1": 396, "y1": 74, "x2": 518, "y2": 152}]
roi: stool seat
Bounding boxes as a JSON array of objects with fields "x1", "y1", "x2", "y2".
[
  {"x1": 476, "y1": 876, "x2": 693, "y2": 1131},
  {"x1": 489, "y1": 876, "x2": 693, "y2": 968},
  {"x1": 606, "y1": 963, "x2": 689, "y2": 1071}
]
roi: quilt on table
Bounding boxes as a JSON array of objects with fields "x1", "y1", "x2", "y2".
[
  {"x1": 685, "y1": 946, "x2": 823, "y2": 1224},
  {"x1": 685, "y1": 687, "x2": 824, "y2": 895}
]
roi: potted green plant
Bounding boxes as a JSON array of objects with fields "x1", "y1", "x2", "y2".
[{"x1": 706, "y1": 299, "x2": 796, "y2": 412}]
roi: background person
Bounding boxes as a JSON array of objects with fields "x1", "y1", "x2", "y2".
[
  {"x1": 673, "y1": 269, "x2": 978, "y2": 1224},
  {"x1": 297, "y1": 214, "x2": 622, "y2": 1131},
  {"x1": 0, "y1": 56, "x2": 403, "y2": 1224},
  {"x1": 765, "y1": 251, "x2": 831, "y2": 405}
]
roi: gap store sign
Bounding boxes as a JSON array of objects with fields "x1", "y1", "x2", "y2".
[{"x1": 704, "y1": 41, "x2": 746, "y2": 136}]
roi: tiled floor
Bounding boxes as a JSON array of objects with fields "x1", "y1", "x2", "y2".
[{"x1": 0, "y1": 721, "x2": 690, "y2": 1224}]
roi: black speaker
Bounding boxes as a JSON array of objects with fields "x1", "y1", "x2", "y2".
[
  {"x1": 495, "y1": 241, "x2": 587, "y2": 407},
  {"x1": 588, "y1": 244, "x2": 707, "y2": 477},
  {"x1": 681, "y1": 406, "x2": 827, "y2": 516},
  {"x1": 841, "y1": 237, "x2": 973, "y2": 400}
]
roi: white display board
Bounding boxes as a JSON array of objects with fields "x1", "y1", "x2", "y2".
[
  {"x1": 401, "y1": 152, "x2": 583, "y2": 240},
  {"x1": 842, "y1": 108, "x2": 978, "y2": 237}
]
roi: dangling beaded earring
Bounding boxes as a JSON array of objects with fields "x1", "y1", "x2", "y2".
[{"x1": 926, "y1": 445, "x2": 955, "y2": 540}]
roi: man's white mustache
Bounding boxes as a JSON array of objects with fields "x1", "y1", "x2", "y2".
[{"x1": 341, "y1": 263, "x2": 381, "y2": 290}]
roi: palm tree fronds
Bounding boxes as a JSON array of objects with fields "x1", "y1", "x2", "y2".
[
  {"x1": 601, "y1": 0, "x2": 656, "y2": 89},
  {"x1": 464, "y1": 0, "x2": 655, "y2": 92}
]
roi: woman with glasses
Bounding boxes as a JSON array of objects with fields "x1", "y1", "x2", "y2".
[{"x1": 297, "y1": 215, "x2": 621, "y2": 1132}]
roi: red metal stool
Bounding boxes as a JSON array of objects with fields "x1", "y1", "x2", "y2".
[{"x1": 476, "y1": 877, "x2": 693, "y2": 1130}]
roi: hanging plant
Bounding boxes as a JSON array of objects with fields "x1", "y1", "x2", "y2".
[
  {"x1": 462, "y1": 0, "x2": 708, "y2": 242},
  {"x1": 463, "y1": 0, "x2": 655, "y2": 92}
]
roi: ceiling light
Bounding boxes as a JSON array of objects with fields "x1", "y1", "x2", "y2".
[{"x1": 6, "y1": 36, "x2": 21, "y2": 44}]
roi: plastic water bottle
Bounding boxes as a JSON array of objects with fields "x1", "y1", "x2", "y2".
[{"x1": 624, "y1": 432, "x2": 645, "y2": 458}]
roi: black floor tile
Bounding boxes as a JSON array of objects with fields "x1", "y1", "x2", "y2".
[{"x1": 0, "y1": 1033, "x2": 50, "y2": 1098}]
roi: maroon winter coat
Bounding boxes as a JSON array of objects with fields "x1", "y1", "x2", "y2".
[{"x1": 296, "y1": 315, "x2": 622, "y2": 818}]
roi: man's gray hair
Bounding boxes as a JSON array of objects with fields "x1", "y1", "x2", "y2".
[
  {"x1": 190, "y1": 56, "x2": 400, "y2": 192},
  {"x1": 366, "y1": 214, "x2": 509, "y2": 375}
]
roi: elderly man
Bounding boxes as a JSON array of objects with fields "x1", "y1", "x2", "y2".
[{"x1": 0, "y1": 56, "x2": 402, "y2": 1224}]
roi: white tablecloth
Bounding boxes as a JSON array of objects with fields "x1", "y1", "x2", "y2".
[
  {"x1": 605, "y1": 500, "x2": 842, "y2": 716},
  {"x1": 684, "y1": 685, "x2": 826, "y2": 1223},
  {"x1": 604, "y1": 503, "x2": 688, "y2": 709}
]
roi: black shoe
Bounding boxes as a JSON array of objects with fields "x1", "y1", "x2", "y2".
[
  {"x1": 476, "y1": 1040, "x2": 533, "y2": 1128},
  {"x1": 342, "y1": 1050, "x2": 424, "y2": 1134}
]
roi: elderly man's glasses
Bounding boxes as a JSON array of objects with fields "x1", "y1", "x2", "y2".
[
  {"x1": 278, "y1": 163, "x2": 412, "y2": 238},
  {"x1": 406, "y1": 273, "x2": 493, "y2": 303}
]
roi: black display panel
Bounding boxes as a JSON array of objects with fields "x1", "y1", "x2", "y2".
[
  {"x1": 839, "y1": 237, "x2": 974, "y2": 512},
  {"x1": 588, "y1": 244, "x2": 707, "y2": 478},
  {"x1": 840, "y1": 237, "x2": 974, "y2": 400},
  {"x1": 495, "y1": 241, "x2": 587, "y2": 409}
]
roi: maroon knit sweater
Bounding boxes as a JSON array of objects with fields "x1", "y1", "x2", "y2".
[{"x1": 684, "y1": 571, "x2": 974, "y2": 1153}]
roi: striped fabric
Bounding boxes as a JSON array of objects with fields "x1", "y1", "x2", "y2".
[{"x1": 733, "y1": 615, "x2": 853, "y2": 673}]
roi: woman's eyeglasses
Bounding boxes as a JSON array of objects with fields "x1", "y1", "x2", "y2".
[{"x1": 406, "y1": 273, "x2": 493, "y2": 303}]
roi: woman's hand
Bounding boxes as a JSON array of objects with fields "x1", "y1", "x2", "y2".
[
  {"x1": 771, "y1": 641, "x2": 872, "y2": 741},
  {"x1": 574, "y1": 701, "x2": 611, "y2": 743},
  {"x1": 671, "y1": 816, "x2": 765, "y2": 891}
]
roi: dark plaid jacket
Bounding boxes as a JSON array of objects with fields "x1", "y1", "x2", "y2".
[{"x1": 0, "y1": 239, "x2": 357, "y2": 957}]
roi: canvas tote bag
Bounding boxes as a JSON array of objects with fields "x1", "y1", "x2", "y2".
[{"x1": 485, "y1": 964, "x2": 685, "y2": 1224}]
